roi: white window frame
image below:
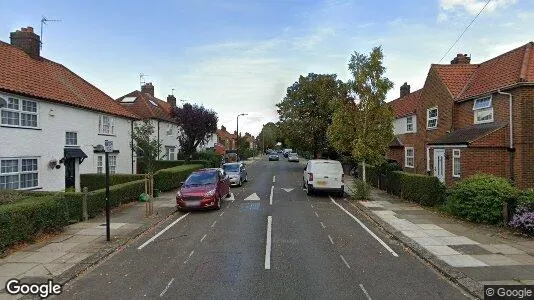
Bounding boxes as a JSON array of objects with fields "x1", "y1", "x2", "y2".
[
  {"x1": 0, "y1": 157, "x2": 39, "y2": 190},
  {"x1": 96, "y1": 156, "x2": 103, "y2": 174},
  {"x1": 65, "y1": 131, "x2": 78, "y2": 146},
  {"x1": 473, "y1": 96, "x2": 494, "y2": 124},
  {"x1": 0, "y1": 97, "x2": 39, "y2": 128},
  {"x1": 96, "y1": 154, "x2": 117, "y2": 174},
  {"x1": 406, "y1": 116, "x2": 414, "y2": 132},
  {"x1": 405, "y1": 147, "x2": 415, "y2": 168},
  {"x1": 98, "y1": 115, "x2": 115, "y2": 135},
  {"x1": 426, "y1": 107, "x2": 438, "y2": 129},
  {"x1": 452, "y1": 149, "x2": 461, "y2": 178},
  {"x1": 165, "y1": 146, "x2": 175, "y2": 161}
]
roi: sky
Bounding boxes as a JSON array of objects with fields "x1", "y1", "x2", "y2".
[{"x1": 1, "y1": 0, "x2": 533, "y2": 136}]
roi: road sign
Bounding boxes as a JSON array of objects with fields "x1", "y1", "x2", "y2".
[{"x1": 104, "y1": 140, "x2": 113, "y2": 153}]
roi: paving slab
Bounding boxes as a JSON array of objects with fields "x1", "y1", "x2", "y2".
[
  {"x1": 0, "y1": 263, "x2": 38, "y2": 277},
  {"x1": 422, "y1": 229, "x2": 457, "y2": 237},
  {"x1": 37, "y1": 242, "x2": 80, "y2": 253},
  {"x1": 505, "y1": 255, "x2": 534, "y2": 265},
  {"x1": 480, "y1": 280, "x2": 523, "y2": 285},
  {"x1": 20, "y1": 265, "x2": 51, "y2": 277},
  {"x1": 461, "y1": 265, "x2": 534, "y2": 281},
  {"x1": 436, "y1": 236, "x2": 479, "y2": 245},
  {"x1": 0, "y1": 252, "x2": 33, "y2": 263},
  {"x1": 423, "y1": 245, "x2": 461, "y2": 256},
  {"x1": 417, "y1": 224, "x2": 443, "y2": 230},
  {"x1": 400, "y1": 230, "x2": 430, "y2": 238},
  {"x1": 75, "y1": 228, "x2": 107, "y2": 236},
  {"x1": 438, "y1": 255, "x2": 488, "y2": 267},
  {"x1": 449, "y1": 244, "x2": 493, "y2": 255},
  {"x1": 480, "y1": 244, "x2": 526, "y2": 255},
  {"x1": 472, "y1": 254, "x2": 523, "y2": 266},
  {"x1": 18, "y1": 251, "x2": 67, "y2": 264}
]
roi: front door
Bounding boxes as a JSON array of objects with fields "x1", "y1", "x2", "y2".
[
  {"x1": 65, "y1": 158, "x2": 76, "y2": 190},
  {"x1": 433, "y1": 149, "x2": 445, "y2": 183}
]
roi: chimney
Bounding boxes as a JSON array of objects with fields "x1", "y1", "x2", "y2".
[
  {"x1": 167, "y1": 94, "x2": 176, "y2": 107},
  {"x1": 141, "y1": 82, "x2": 155, "y2": 96},
  {"x1": 10, "y1": 27, "x2": 40, "y2": 59},
  {"x1": 400, "y1": 82, "x2": 410, "y2": 98},
  {"x1": 221, "y1": 125, "x2": 226, "y2": 132},
  {"x1": 451, "y1": 53, "x2": 471, "y2": 64}
]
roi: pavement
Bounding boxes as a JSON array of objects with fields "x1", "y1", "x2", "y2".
[
  {"x1": 45, "y1": 156, "x2": 469, "y2": 299},
  {"x1": 344, "y1": 177, "x2": 534, "y2": 299}
]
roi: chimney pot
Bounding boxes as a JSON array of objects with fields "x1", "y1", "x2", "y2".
[
  {"x1": 10, "y1": 26, "x2": 40, "y2": 59},
  {"x1": 167, "y1": 94, "x2": 177, "y2": 107},
  {"x1": 451, "y1": 53, "x2": 471, "y2": 64},
  {"x1": 141, "y1": 82, "x2": 155, "y2": 97},
  {"x1": 400, "y1": 82, "x2": 410, "y2": 98}
]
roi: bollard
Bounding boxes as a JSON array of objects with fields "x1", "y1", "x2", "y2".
[{"x1": 82, "y1": 187, "x2": 88, "y2": 221}]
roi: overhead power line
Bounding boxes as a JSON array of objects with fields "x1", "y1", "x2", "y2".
[{"x1": 438, "y1": 0, "x2": 492, "y2": 63}]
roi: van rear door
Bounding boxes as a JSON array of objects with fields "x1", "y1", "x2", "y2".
[{"x1": 312, "y1": 161, "x2": 343, "y2": 189}]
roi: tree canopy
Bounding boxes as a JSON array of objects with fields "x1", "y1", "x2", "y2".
[
  {"x1": 172, "y1": 103, "x2": 218, "y2": 160},
  {"x1": 131, "y1": 119, "x2": 162, "y2": 173}
]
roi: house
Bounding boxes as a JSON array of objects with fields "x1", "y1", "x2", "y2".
[
  {"x1": 387, "y1": 43, "x2": 534, "y2": 188},
  {"x1": 216, "y1": 125, "x2": 237, "y2": 153},
  {"x1": 0, "y1": 27, "x2": 138, "y2": 192},
  {"x1": 116, "y1": 83, "x2": 181, "y2": 162},
  {"x1": 242, "y1": 132, "x2": 256, "y2": 150}
]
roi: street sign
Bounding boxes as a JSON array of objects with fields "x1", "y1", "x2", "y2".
[{"x1": 104, "y1": 140, "x2": 113, "y2": 153}]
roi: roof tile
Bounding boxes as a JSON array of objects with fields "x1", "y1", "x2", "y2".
[{"x1": 387, "y1": 89, "x2": 422, "y2": 118}]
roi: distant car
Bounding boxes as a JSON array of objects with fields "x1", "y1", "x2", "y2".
[
  {"x1": 288, "y1": 152, "x2": 299, "y2": 162},
  {"x1": 222, "y1": 162, "x2": 248, "y2": 187},
  {"x1": 283, "y1": 148, "x2": 293, "y2": 158},
  {"x1": 303, "y1": 160, "x2": 344, "y2": 197},
  {"x1": 176, "y1": 168, "x2": 231, "y2": 211},
  {"x1": 268, "y1": 154, "x2": 279, "y2": 161}
]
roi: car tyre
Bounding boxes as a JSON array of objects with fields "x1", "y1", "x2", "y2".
[
  {"x1": 238, "y1": 178, "x2": 242, "y2": 187},
  {"x1": 337, "y1": 189, "x2": 345, "y2": 198},
  {"x1": 306, "y1": 184, "x2": 313, "y2": 196},
  {"x1": 215, "y1": 196, "x2": 222, "y2": 210},
  {"x1": 244, "y1": 174, "x2": 248, "y2": 182}
]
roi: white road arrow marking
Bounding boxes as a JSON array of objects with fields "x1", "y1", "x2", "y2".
[
  {"x1": 244, "y1": 193, "x2": 261, "y2": 201},
  {"x1": 281, "y1": 188, "x2": 294, "y2": 192}
]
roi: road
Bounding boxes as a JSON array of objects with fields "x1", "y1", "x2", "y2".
[{"x1": 56, "y1": 157, "x2": 470, "y2": 299}]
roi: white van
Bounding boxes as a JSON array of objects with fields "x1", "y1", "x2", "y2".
[{"x1": 303, "y1": 159, "x2": 344, "y2": 197}]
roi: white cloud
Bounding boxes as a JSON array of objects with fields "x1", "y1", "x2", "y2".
[{"x1": 439, "y1": 0, "x2": 517, "y2": 14}]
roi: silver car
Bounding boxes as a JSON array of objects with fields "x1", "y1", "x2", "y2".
[
  {"x1": 222, "y1": 162, "x2": 248, "y2": 186},
  {"x1": 288, "y1": 152, "x2": 299, "y2": 162}
]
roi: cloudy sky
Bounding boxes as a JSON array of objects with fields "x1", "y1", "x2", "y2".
[{"x1": 1, "y1": 0, "x2": 533, "y2": 135}]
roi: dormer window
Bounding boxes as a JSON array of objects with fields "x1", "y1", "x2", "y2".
[
  {"x1": 426, "y1": 107, "x2": 438, "y2": 129},
  {"x1": 473, "y1": 96, "x2": 493, "y2": 124}
]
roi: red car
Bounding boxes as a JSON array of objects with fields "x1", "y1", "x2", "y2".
[{"x1": 176, "y1": 168, "x2": 231, "y2": 211}]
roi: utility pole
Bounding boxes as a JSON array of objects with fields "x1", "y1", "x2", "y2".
[
  {"x1": 104, "y1": 140, "x2": 113, "y2": 242},
  {"x1": 236, "y1": 113, "x2": 247, "y2": 153}
]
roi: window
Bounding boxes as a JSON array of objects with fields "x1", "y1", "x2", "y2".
[
  {"x1": 1, "y1": 97, "x2": 38, "y2": 128},
  {"x1": 427, "y1": 107, "x2": 438, "y2": 129},
  {"x1": 165, "y1": 146, "x2": 175, "y2": 161},
  {"x1": 66, "y1": 132, "x2": 78, "y2": 146},
  {"x1": 473, "y1": 96, "x2": 494, "y2": 124},
  {"x1": 452, "y1": 149, "x2": 461, "y2": 177},
  {"x1": 405, "y1": 147, "x2": 414, "y2": 168},
  {"x1": 406, "y1": 116, "x2": 414, "y2": 132},
  {"x1": 0, "y1": 158, "x2": 39, "y2": 190},
  {"x1": 96, "y1": 155, "x2": 117, "y2": 174},
  {"x1": 98, "y1": 115, "x2": 115, "y2": 135}
]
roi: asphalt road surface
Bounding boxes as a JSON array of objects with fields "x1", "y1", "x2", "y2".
[{"x1": 56, "y1": 157, "x2": 470, "y2": 299}]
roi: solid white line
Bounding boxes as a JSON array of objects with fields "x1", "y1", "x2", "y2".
[
  {"x1": 359, "y1": 283, "x2": 372, "y2": 300},
  {"x1": 329, "y1": 196, "x2": 399, "y2": 257},
  {"x1": 320, "y1": 222, "x2": 326, "y2": 229},
  {"x1": 159, "y1": 278, "x2": 175, "y2": 297},
  {"x1": 272, "y1": 176, "x2": 276, "y2": 183},
  {"x1": 211, "y1": 220, "x2": 217, "y2": 228},
  {"x1": 314, "y1": 211, "x2": 319, "y2": 218},
  {"x1": 138, "y1": 213, "x2": 190, "y2": 250},
  {"x1": 189, "y1": 250, "x2": 195, "y2": 258},
  {"x1": 265, "y1": 216, "x2": 272, "y2": 270},
  {"x1": 219, "y1": 212, "x2": 224, "y2": 217},
  {"x1": 270, "y1": 185, "x2": 274, "y2": 205},
  {"x1": 328, "y1": 235, "x2": 334, "y2": 245},
  {"x1": 340, "y1": 255, "x2": 351, "y2": 269},
  {"x1": 200, "y1": 234, "x2": 207, "y2": 243}
]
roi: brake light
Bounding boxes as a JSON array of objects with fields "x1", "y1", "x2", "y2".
[
  {"x1": 341, "y1": 174, "x2": 345, "y2": 183},
  {"x1": 308, "y1": 173, "x2": 313, "y2": 181}
]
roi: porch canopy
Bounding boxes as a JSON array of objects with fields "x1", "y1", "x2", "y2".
[
  {"x1": 428, "y1": 122, "x2": 508, "y2": 146},
  {"x1": 64, "y1": 148, "x2": 88, "y2": 163}
]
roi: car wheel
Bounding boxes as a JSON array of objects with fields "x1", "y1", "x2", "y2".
[
  {"x1": 337, "y1": 189, "x2": 345, "y2": 198},
  {"x1": 306, "y1": 184, "x2": 313, "y2": 196},
  {"x1": 215, "y1": 196, "x2": 222, "y2": 210},
  {"x1": 244, "y1": 174, "x2": 248, "y2": 182},
  {"x1": 238, "y1": 178, "x2": 242, "y2": 187}
]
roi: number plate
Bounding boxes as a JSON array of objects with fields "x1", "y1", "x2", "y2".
[
  {"x1": 185, "y1": 201, "x2": 200, "y2": 207},
  {"x1": 317, "y1": 181, "x2": 327, "y2": 186}
]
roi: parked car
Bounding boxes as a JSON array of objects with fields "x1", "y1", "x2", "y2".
[
  {"x1": 303, "y1": 159, "x2": 344, "y2": 197},
  {"x1": 176, "y1": 168, "x2": 231, "y2": 211},
  {"x1": 222, "y1": 162, "x2": 248, "y2": 186},
  {"x1": 283, "y1": 148, "x2": 293, "y2": 158},
  {"x1": 288, "y1": 152, "x2": 299, "y2": 162},
  {"x1": 268, "y1": 153, "x2": 280, "y2": 161}
]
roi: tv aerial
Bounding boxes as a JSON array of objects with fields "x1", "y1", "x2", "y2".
[
  {"x1": 139, "y1": 73, "x2": 149, "y2": 88},
  {"x1": 40, "y1": 16, "x2": 61, "y2": 49}
]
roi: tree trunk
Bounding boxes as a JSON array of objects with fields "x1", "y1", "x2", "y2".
[{"x1": 362, "y1": 160, "x2": 367, "y2": 183}]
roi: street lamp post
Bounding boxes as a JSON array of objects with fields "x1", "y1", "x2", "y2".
[{"x1": 236, "y1": 113, "x2": 247, "y2": 152}]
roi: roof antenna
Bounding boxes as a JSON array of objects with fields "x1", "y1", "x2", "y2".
[
  {"x1": 40, "y1": 16, "x2": 61, "y2": 50},
  {"x1": 171, "y1": 88, "x2": 175, "y2": 96},
  {"x1": 139, "y1": 73, "x2": 149, "y2": 88}
]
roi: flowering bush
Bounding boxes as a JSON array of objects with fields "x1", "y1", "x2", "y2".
[{"x1": 509, "y1": 207, "x2": 534, "y2": 235}]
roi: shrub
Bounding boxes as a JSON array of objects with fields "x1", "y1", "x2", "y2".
[
  {"x1": 516, "y1": 189, "x2": 534, "y2": 212},
  {"x1": 138, "y1": 159, "x2": 214, "y2": 174},
  {"x1": 352, "y1": 179, "x2": 371, "y2": 200},
  {"x1": 443, "y1": 174, "x2": 518, "y2": 224},
  {"x1": 401, "y1": 172, "x2": 446, "y2": 206},
  {"x1": 385, "y1": 170, "x2": 403, "y2": 197},
  {"x1": 154, "y1": 164, "x2": 203, "y2": 192},
  {"x1": 0, "y1": 190, "x2": 59, "y2": 205},
  {"x1": 80, "y1": 173, "x2": 146, "y2": 191},
  {"x1": 509, "y1": 207, "x2": 534, "y2": 235}
]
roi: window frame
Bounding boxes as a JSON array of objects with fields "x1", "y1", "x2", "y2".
[
  {"x1": 406, "y1": 116, "x2": 414, "y2": 132},
  {"x1": 65, "y1": 131, "x2": 78, "y2": 146},
  {"x1": 404, "y1": 147, "x2": 415, "y2": 168},
  {"x1": 96, "y1": 154, "x2": 117, "y2": 174},
  {"x1": 473, "y1": 96, "x2": 494, "y2": 124},
  {"x1": 165, "y1": 146, "x2": 176, "y2": 161},
  {"x1": 452, "y1": 149, "x2": 461, "y2": 178},
  {"x1": 0, "y1": 157, "x2": 39, "y2": 190},
  {"x1": 98, "y1": 115, "x2": 115, "y2": 135},
  {"x1": 426, "y1": 107, "x2": 438, "y2": 129},
  {"x1": 0, "y1": 97, "x2": 39, "y2": 129}
]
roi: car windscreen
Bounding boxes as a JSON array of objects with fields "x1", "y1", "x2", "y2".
[
  {"x1": 223, "y1": 164, "x2": 240, "y2": 172},
  {"x1": 290, "y1": 153, "x2": 298, "y2": 156},
  {"x1": 312, "y1": 162, "x2": 342, "y2": 175},
  {"x1": 184, "y1": 172, "x2": 217, "y2": 186}
]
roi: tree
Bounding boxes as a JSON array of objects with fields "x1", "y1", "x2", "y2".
[
  {"x1": 327, "y1": 46, "x2": 394, "y2": 181},
  {"x1": 277, "y1": 73, "x2": 346, "y2": 158},
  {"x1": 172, "y1": 103, "x2": 218, "y2": 161},
  {"x1": 257, "y1": 122, "x2": 280, "y2": 150},
  {"x1": 131, "y1": 119, "x2": 162, "y2": 174}
]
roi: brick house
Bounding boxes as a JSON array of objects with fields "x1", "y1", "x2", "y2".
[
  {"x1": 216, "y1": 125, "x2": 236, "y2": 154},
  {"x1": 387, "y1": 43, "x2": 534, "y2": 188}
]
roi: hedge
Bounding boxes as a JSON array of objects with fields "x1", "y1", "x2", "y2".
[
  {"x1": 400, "y1": 172, "x2": 446, "y2": 206},
  {"x1": 80, "y1": 173, "x2": 146, "y2": 191},
  {"x1": 137, "y1": 159, "x2": 212, "y2": 174},
  {"x1": 0, "y1": 190, "x2": 60, "y2": 205},
  {"x1": 154, "y1": 164, "x2": 203, "y2": 192}
]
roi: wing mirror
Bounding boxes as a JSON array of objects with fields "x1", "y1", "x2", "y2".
[{"x1": 180, "y1": 181, "x2": 184, "y2": 186}]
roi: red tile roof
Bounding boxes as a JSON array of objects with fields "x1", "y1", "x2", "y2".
[
  {"x1": 387, "y1": 89, "x2": 422, "y2": 118},
  {"x1": 433, "y1": 64, "x2": 478, "y2": 98},
  {"x1": 116, "y1": 91, "x2": 175, "y2": 122},
  {"x1": 0, "y1": 41, "x2": 137, "y2": 118}
]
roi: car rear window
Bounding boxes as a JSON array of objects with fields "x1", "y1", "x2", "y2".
[
  {"x1": 223, "y1": 164, "x2": 240, "y2": 172},
  {"x1": 185, "y1": 172, "x2": 217, "y2": 186},
  {"x1": 312, "y1": 162, "x2": 342, "y2": 174}
]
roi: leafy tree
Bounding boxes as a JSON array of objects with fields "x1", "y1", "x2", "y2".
[
  {"x1": 277, "y1": 73, "x2": 346, "y2": 158},
  {"x1": 257, "y1": 122, "x2": 280, "y2": 150},
  {"x1": 131, "y1": 119, "x2": 162, "y2": 174},
  {"x1": 327, "y1": 46, "x2": 394, "y2": 181},
  {"x1": 172, "y1": 103, "x2": 218, "y2": 161}
]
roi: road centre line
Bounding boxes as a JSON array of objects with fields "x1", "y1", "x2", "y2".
[
  {"x1": 273, "y1": 175, "x2": 276, "y2": 183},
  {"x1": 211, "y1": 220, "x2": 217, "y2": 228},
  {"x1": 219, "y1": 212, "x2": 224, "y2": 217},
  {"x1": 329, "y1": 196, "x2": 399, "y2": 257},
  {"x1": 359, "y1": 284, "x2": 372, "y2": 300},
  {"x1": 138, "y1": 213, "x2": 190, "y2": 250},
  {"x1": 189, "y1": 250, "x2": 195, "y2": 258},
  {"x1": 200, "y1": 234, "x2": 207, "y2": 243},
  {"x1": 314, "y1": 211, "x2": 319, "y2": 218},
  {"x1": 320, "y1": 222, "x2": 326, "y2": 229},
  {"x1": 265, "y1": 216, "x2": 272, "y2": 270},
  {"x1": 328, "y1": 235, "x2": 334, "y2": 245},
  {"x1": 270, "y1": 185, "x2": 274, "y2": 205},
  {"x1": 340, "y1": 255, "x2": 351, "y2": 269},
  {"x1": 159, "y1": 278, "x2": 175, "y2": 297}
]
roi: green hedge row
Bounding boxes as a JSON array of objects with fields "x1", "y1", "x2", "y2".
[
  {"x1": 137, "y1": 159, "x2": 212, "y2": 174},
  {"x1": 0, "y1": 190, "x2": 61, "y2": 205},
  {"x1": 154, "y1": 164, "x2": 203, "y2": 192},
  {"x1": 80, "y1": 173, "x2": 146, "y2": 191}
]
